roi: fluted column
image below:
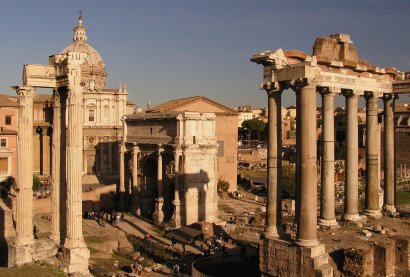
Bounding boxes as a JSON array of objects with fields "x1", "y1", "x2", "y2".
[
  {"x1": 108, "y1": 139, "x2": 112, "y2": 171},
  {"x1": 318, "y1": 87, "x2": 338, "y2": 226},
  {"x1": 343, "y1": 90, "x2": 361, "y2": 221},
  {"x1": 295, "y1": 80, "x2": 319, "y2": 247},
  {"x1": 119, "y1": 142, "x2": 126, "y2": 211},
  {"x1": 132, "y1": 144, "x2": 140, "y2": 215},
  {"x1": 64, "y1": 87, "x2": 87, "y2": 249},
  {"x1": 383, "y1": 94, "x2": 396, "y2": 213},
  {"x1": 15, "y1": 86, "x2": 35, "y2": 247},
  {"x1": 294, "y1": 90, "x2": 301, "y2": 226},
  {"x1": 153, "y1": 144, "x2": 164, "y2": 223},
  {"x1": 171, "y1": 148, "x2": 182, "y2": 228},
  {"x1": 364, "y1": 91, "x2": 382, "y2": 218},
  {"x1": 263, "y1": 86, "x2": 283, "y2": 238},
  {"x1": 50, "y1": 89, "x2": 61, "y2": 242},
  {"x1": 99, "y1": 139, "x2": 104, "y2": 173}
]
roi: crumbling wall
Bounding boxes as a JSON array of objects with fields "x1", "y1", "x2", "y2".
[
  {"x1": 343, "y1": 247, "x2": 374, "y2": 277},
  {"x1": 372, "y1": 239, "x2": 395, "y2": 277}
]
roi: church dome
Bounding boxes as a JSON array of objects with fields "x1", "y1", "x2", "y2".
[
  {"x1": 60, "y1": 15, "x2": 105, "y2": 68},
  {"x1": 61, "y1": 15, "x2": 107, "y2": 91}
]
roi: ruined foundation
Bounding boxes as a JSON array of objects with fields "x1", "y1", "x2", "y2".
[{"x1": 260, "y1": 238, "x2": 333, "y2": 277}]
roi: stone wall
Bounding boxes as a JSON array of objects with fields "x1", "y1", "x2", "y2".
[{"x1": 260, "y1": 238, "x2": 333, "y2": 277}]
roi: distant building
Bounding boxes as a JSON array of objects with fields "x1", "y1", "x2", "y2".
[
  {"x1": 149, "y1": 96, "x2": 238, "y2": 191},
  {"x1": 0, "y1": 94, "x2": 18, "y2": 181},
  {"x1": 3, "y1": 16, "x2": 135, "y2": 181}
]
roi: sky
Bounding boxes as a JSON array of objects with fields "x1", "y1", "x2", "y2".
[{"x1": 0, "y1": 0, "x2": 409, "y2": 109}]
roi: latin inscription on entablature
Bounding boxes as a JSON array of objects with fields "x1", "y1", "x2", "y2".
[
  {"x1": 23, "y1": 64, "x2": 56, "y2": 88},
  {"x1": 317, "y1": 72, "x2": 392, "y2": 93},
  {"x1": 393, "y1": 81, "x2": 410, "y2": 94}
]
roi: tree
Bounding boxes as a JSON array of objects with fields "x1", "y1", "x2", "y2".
[{"x1": 242, "y1": 119, "x2": 266, "y2": 141}]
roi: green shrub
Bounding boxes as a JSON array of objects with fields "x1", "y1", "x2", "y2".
[{"x1": 217, "y1": 179, "x2": 230, "y2": 192}]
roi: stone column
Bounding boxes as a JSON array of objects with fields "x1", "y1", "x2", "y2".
[
  {"x1": 364, "y1": 91, "x2": 382, "y2": 218},
  {"x1": 119, "y1": 142, "x2": 126, "y2": 211},
  {"x1": 343, "y1": 90, "x2": 361, "y2": 221},
  {"x1": 15, "y1": 86, "x2": 35, "y2": 248},
  {"x1": 132, "y1": 144, "x2": 140, "y2": 215},
  {"x1": 383, "y1": 94, "x2": 396, "y2": 213},
  {"x1": 153, "y1": 144, "x2": 164, "y2": 223},
  {"x1": 83, "y1": 152, "x2": 87, "y2": 174},
  {"x1": 295, "y1": 80, "x2": 319, "y2": 247},
  {"x1": 318, "y1": 87, "x2": 338, "y2": 227},
  {"x1": 108, "y1": 139, "x2": 112, "y2": 171},
  {"x1": 99, "y1": 139, "x2": 104, "y2": 173},
  {"x1": 50, "y1": 89, "x2": 61, "y2": 243},
  {"x1": 171, "y1": 148, "x2": 182, "y2": 228},
  {"x1": 263, "y1": 86, "x2": 283, "y2": 238},
  {"x1": 63, "y1": 86, "x2": 90, "y2": 273},
  {"x1": 294, "y1": 90, "x2": 301, "y2": 226}
]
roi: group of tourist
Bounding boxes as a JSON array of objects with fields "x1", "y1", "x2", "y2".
[{"x1": 83, "y1": 208, "x2": 124, "y2": 226}]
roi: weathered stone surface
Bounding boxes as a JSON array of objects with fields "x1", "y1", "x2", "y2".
[
  {"x1": 372, "y1": 239, "x2": 395, "y2": 277},
  {"x1": 260, "y1": 238, "x2": 332, "y2": 277},
  {"x1": 343, "y1": 247, "x2": 374, "y2": 277}
]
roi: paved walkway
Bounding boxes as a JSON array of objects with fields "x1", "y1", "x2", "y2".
[{"x1": 116, "y1": 215, "x2": 202, "y2": 255}]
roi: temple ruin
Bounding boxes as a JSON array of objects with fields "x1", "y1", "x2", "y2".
[{"x1": 251, "y1": 33, "x2": 410, "y2": 276}]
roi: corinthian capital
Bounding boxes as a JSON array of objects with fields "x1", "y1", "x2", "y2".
[{"x1": 16, "y1": 86, "x2": 35, "y2": 106}]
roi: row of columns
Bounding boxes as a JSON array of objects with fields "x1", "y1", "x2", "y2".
[
  {"x1": 264, "y1": 79, "x2": 398, "y2": 247},
  {"x1": 13, "y1": 85, "x2": 89, "y2": 270},
  {"x1": 118, "y1": 143, "x2": 183, "y2": 227}
]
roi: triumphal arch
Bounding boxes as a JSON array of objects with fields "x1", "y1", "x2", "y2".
[
  {"x1": 8, "y1": 16, "x2": 94, "y2": 275},
  {"x1": 251, "y1": 34, "x2": 410, "y2": 276}
]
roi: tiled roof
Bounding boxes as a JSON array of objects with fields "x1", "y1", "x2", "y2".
[
  {"x1": 148, "y1": 95, "x2": 237, "y2": 115},
  {"x1": 0, "y1": 94, "x2": 18, "y2": 107}
]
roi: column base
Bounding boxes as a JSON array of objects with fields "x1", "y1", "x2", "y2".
[
  {"x1": 48, "y1": 233, "x2": 61, "y2": 245},
  {"x1": 363, "y1": 209, "x2": 382, "y2": 219},
  {"x1": 295, "y1": 238, "x2": 320, "y2": 247},
  {"x1": 383, "y1": 204, "x2": 396, "y2": 214},
  {"x1": 153, "y1": 199, "x2": 164, "y2": 224},
  {"x1": 260, "y1": 237, "x2": 333, "y2": 277},
  {"x1": 170, "y1": 201, "x2": 182, "y2": 228},
  {"x1": 343, "y1": 213, "x2": 362, "y2": 222},
  {"x1": 262, "y1": 225, "x2": 280, "y2": 239},
  {"x1": 318, "y1": 218, "x2": 339, "y2": 227},
  {"x1": 63, "y1": 245, "x2": 90, "y2": 276},
  {"x1": 8, "y1": 242, "x2": 33, "y2": 267}
]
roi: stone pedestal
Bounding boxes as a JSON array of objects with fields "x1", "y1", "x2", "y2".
[
  {"x1": 8, "y1": 243, "x2": 33, "y2": 267},
  {"x1": 260, "y1": 237, "x2": 333, "y2": 277},
  {"x1": 153, "y1": 199, "x2": 164, "y2": 223},
  {"x1": 63, "y1": 246, "x2": 90, "y2": 275}
]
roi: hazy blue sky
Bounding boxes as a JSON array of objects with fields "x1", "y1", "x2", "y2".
[{"x1": 1, "y1": 0, "x2": 409, "y2": 108}]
